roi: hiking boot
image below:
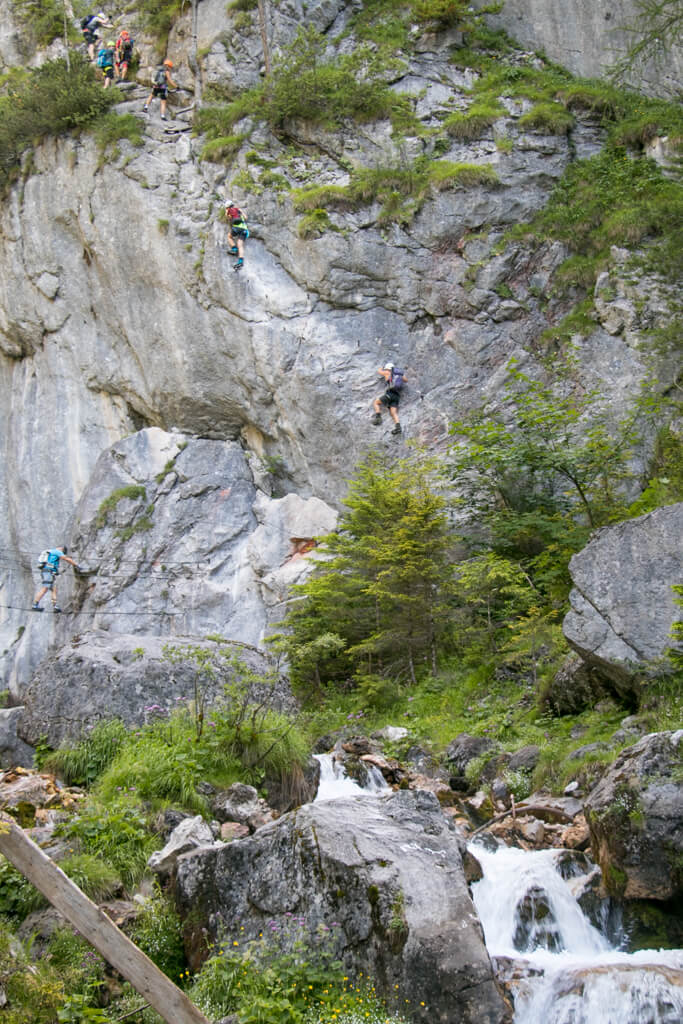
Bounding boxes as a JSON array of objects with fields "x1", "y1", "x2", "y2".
[
  {"x1": 31, "y1": 603, "x2": 43, "y2": 612},
  {"x1": 142, "y1": 105, "x2": 148, "y2": 112},
  {"x1": 234, "y1": 258, "x2": 244, "y2": 270},
  {"x1": 53, "y1": 606, "x2": 62, "y2": 613},
  {"x1": 371, "y1": 413, "x2": 382, "y2": 425},
  {"x1": 161, "y1": 114, "x2": 167, "y2": 121},
  {"x1": 228, "y1": 246, "x2": 239, "y2": 255},
  {"x1": 391, "y1": 423, "x2": 402, "y2": 435}
]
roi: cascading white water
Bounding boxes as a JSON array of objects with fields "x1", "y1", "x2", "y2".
[
  {"x1": 313, "y1": 753, "x2": 388, "y2": 801},
  {"x1": 471, "y1": 844, "x2": 683, "y2": 1024}
]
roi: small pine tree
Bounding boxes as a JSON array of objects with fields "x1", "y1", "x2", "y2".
[{"x1": 275, "y1": 454, "x2": 454, "y2": 698}]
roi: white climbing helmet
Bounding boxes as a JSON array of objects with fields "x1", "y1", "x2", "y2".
[{"x1": 384, "y1": 362, "x2": 394, "y2": 370}]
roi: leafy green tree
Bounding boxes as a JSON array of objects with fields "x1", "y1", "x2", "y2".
[
  {"x1": 274, "y1": 454, "x2": 454, "y2": 698},
  {"x1": 446, "y1": 357, "x2": 657, "y2": 672},
  {"x1": 450, "y1": 357, "x2": 639, "y2": 533}
]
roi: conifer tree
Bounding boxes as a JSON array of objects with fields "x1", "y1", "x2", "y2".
[{"x1": 274, "y1": 454, "x2": 454, "y2": 698}]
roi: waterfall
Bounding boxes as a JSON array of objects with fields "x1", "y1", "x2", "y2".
[
  {"x1": 471, "y1": 844, "x2": 683, "y2": 1024},
  {"x1": 313, "y1": 753, "x2": 388, "y2": 801}
]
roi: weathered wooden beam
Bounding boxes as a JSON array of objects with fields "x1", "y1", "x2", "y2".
[{"x1": 0, "y1": 816, "x2": 210, "y2": 1024}]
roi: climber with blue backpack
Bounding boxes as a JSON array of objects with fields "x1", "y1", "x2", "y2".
[
  {"x1": 372, "y1": 362, "x2": 407, "y2": 435},
  {"x1": 96, "y1": 39, "x2": 116, "y2": 87},
  {"x1": 32, "y1": 546, "x2": 82, "y2": 613}
]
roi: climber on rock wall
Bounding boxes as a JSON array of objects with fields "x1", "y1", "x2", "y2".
[
  {"x1": 115, "y1": 30, "x2": 134, "y2": 81},
  {"x1": 143, "y1": 60, "x2": 177, "y2": 121},
  {"x1": 225, "y1": 202, "x2": 249, "y2": 271},
  {"x1": 32, "y1": 547, "x2": 81, "y2": 613},
  {"x1": 81, "y1": 11, "x2": 113, "y2": 63},
  {"x1": 96, "y1": 39, "x2": 116, "y2": 88},
  {"x1": 372, "y1": 362, "x2": 407, "y2": 435}
]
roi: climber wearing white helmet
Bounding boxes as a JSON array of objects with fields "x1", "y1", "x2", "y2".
[
  {"x1": 371, "y1": 362, "x2": 407, "y2": 436},
  {"x1": 81, "y1": 11, "x2": 113, "y2": 63}
]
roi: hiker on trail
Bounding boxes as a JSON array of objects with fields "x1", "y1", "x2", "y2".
[
  {"x1": 225, "y1": 201, "x2": 249, "y2": 271},
  {"x1": 81, "y1": 11, "x2": 113, "y2": 63},
  {"x1": 143, "y1": 60, "x2": 177, "y2": 121},
  {"x1": 371, "y1": 362, "x2": 407, "y2": 435},
  {"x1": 32, "y1": 546, "x2": 81, "y2": 613},
  {"x1": 96, "y1": 39, "x2": 116, "y2": 88},
  {"x1": 115, "y1": 30, "x2": 134, "y2": 81}
]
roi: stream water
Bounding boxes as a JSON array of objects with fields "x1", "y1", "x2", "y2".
[
  {"x1": 311, "y1": 756, "x2": 683, "y2": 1021},
  {"x1": 313, "y1": 752, "x2": 388, "y2": 801},
  {"x1": 471, "y1": 844, "x2": 683, "y2": 1023}
]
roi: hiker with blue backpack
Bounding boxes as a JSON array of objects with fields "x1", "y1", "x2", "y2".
[
  {"x1": 372, "y1": 362, "x2": 407, "y2": 435},
  {"x1": 81, "y1": 11, "x2": 113, "y2": 63},
  {"x1": 96, "y1": 39, "x2": 116, "y2": 87},
  {"x1": 32, "y1": 546, "x2": 81, "y2": 613}
]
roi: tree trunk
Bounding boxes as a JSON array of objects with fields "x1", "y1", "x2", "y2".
[
  {"x1": 189, "y1": 0, "x2": 202, "y2": 105},
  {"x1": 0, "y1": 817, "x2": 210, "y2": 1024},
  {"x1": 257, "y1": 0, "x2": 271, "y2": 75}
]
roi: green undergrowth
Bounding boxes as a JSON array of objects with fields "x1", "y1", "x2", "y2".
[
  {"x1": 304, "y1": 655, "x2": 681, "y2": 798},
  {"x1": 195, "y1": 24, "x2": 417, "y2": 145},
  {"x1": 137, "y1": 0, "x2": 182, "y2": 58},
  {"x1": 0, "y1": 55, "x2": 113, "y2": 192},
  {"x1": 47, "y1": 664, "x2": 309, "y2": 815},
  {"x1": 10, "y1": 0, "x2": 76, "y2": 49},
  {"x1": 190, "y1": 922, "x2": 408, "y2": 1024},
  {"x1": 293, "y1": 159, "x2": 498, "y2": 227},
  {"x1": 95, "y1": 484, "x2": 146, "y2": 528},
  {"x1": 92, "y1": 112, "x2": 144, "y2": 155}
]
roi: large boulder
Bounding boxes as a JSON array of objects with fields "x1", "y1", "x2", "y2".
[
  {"x1": 563, "y1": 504, "x2": 683, "y2": 695},
  {"x1": 584, "y1": 731, "x2": 683, "y2": 901},
  {"x1": 18, "y1": 632, "x2": 292, "y2": 748},
  {"x1": 148, "y1": 815, "x2": 217, "y2": 876},
  {"x1": 175, "y1": 790, "x2": 510, "y2": 1023},
  {"x1": 0, "y1": 707, "x2": 34, "y2": 768}
]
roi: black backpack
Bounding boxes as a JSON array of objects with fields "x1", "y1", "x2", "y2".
[{"x1": 81, "y1": 15, "x2": 93, "y2": 30}]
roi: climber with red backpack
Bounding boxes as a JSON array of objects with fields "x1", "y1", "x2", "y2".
[
  {"x1": 115, "y1": 30, "x2": 134, "y2": 81},
  {"x1": 143, "y1": 59, "x2": 177, "y2": 121},
  {"x1": 372, "y1": 362, "x2": 407, "y2": 435},
  {"x1": 225, "y1": 201, "x2": 249, "y2": 271}
]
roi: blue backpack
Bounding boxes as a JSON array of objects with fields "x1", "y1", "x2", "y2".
[
  {"x1": 97, "y1": 48, "x2": 112, "y2": 68},
  {"x1": 390, "y1": 368, "x2": 405, "y2": 390}
]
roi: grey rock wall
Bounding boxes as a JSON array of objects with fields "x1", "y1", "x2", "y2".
[
  {"x1": 0, "y1": 2, "x2": 673, "y2": 701},
  {"x1": 563, "y1": 504, "x2": 683, "y2": 691},
  {"x1": 476, "y1": 0, "x2": 682, "y2": 98}
]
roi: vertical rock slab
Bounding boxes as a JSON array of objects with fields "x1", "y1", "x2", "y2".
[
  {"x1": 584, "y1": 731, "x2": 683, "y2": 901},
  {"x1": 175, "y1": 790, "x2": 510, "y2": 1023},
  {"x1": 563, "y1": 504, "x2": 682, "y2": 695}
]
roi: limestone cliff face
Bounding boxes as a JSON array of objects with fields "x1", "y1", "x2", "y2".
[
  {"x1": 0, "y1": 1, "x2": 674, "y2": 729},
  {"x1": 477, "y1": 0, "x2": 682, "y2": 98}
]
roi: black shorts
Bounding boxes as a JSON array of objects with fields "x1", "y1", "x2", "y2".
[
  {"x1": 83, "y1": 29, "x2": 98, "y2": 45},
  {"x1": 152, "y1": 85, "x2": 168, "y2": 99},
  {"x1": 380, "y1": 388, "x2": 400, "y2": 409},
  {"x1": 103, "y1": 65, "x2": 114, "y2": 79},
  {"x1": 232, "y1": 226, "x2": 248, "y2": 240}
]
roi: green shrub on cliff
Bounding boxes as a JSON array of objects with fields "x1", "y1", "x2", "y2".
[
  {"x1": 0, "y1": 55, "x2": 113, "y2": 191},
  {"x1": 10, "y1": 0, "x2": 74, "y2": 49}
]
